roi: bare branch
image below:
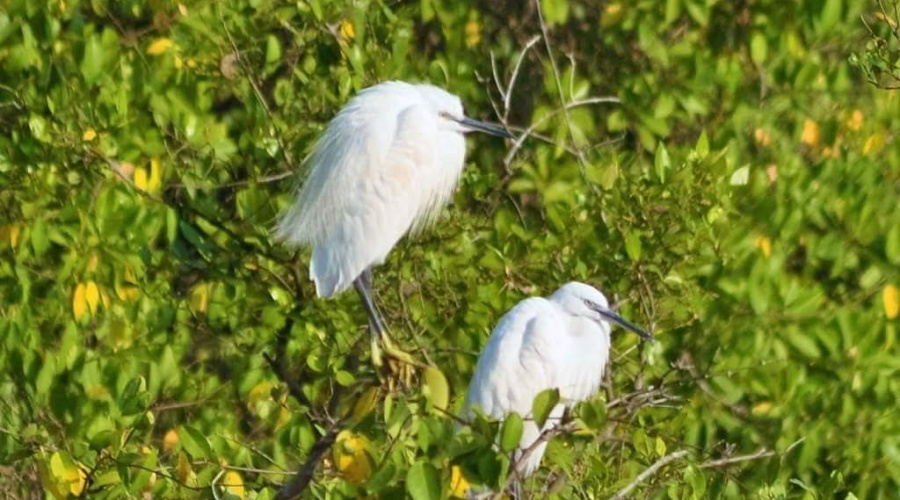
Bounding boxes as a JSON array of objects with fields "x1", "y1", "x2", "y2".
[
  {"x1": 700, "y1": 448, "x2": 773, "y2": 469},
  {"x1": 273, "y1": 425, "x2": 340, "y2": 500},
  {"x1": 608, "y1": 450, "x2": 690, "y2": 500}
]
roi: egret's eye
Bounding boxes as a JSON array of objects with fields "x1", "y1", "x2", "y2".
[{"x1": 438, "y1": 111, "x2": 453, "y2": 120}]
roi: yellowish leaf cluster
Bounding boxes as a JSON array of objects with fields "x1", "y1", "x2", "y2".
[
  {"x1": 801, "y1": 119, "x2": 820, "y2": 147},
  {"x1": 73, "y1": 281, "x2": 101, "y2": 320},
  {"x1": 450, "y1": 465, "x2": 471, "y2": 498},
  {"x1": 884, "y1": 284, "x2": 899, "y2": 320},
  {"x1": 39, "y1": 452, "x2": 86, "y2": 499},
  {"x1": 333, "y1": 431, "x2": 372, "y2": 483},
  {"x1": 146, "y1": 38, "x2": 174, "y2": 55},
  {"x1": 133, "y1": 158, "x2": 163, "y2": 193},
  {"x1": 465, "y1": 13, "x2": 481, "y2": 48},
  {"x1": 222, "y1": 471, "x2": 246, "y2": 499},
  {"x1": 754, "y1": 235, "x2": 772, "y2": 258}
]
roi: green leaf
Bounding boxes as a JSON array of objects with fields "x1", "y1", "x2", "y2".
[
  {"x1": 655, "y1": 437, "x2": 667, "y2": 457},
  {"x1": 180, "y1": 426, "x2": 213, "y2": 459},
  {"x1": 655, "y1": 142, "x2": 671, "y2": 183},
  {"x1": 406, "y1": 461, "x2": 440, "y2": 500},
  {"x1": 750, "y1": 32, "x2": 768, "y2": 65},
  {"x1": 423, "y1": 366, "x2": 449, "y2": 410},
  {"x1": 531, "y1": 388, "x2": 560, "y2": 428},
  {"x1": 625, "y1": 232, "x2": 642, "y2": 262},
  {"x1": 500, "y1": 413, "x2": 524, "y2": 453}
]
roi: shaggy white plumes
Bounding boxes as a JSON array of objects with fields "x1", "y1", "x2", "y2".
[
  {"x1": 463, "y1": 282, "x2": 651, "y2": 478},
  {"x1": 275, "y1": 81, "x2": 474, "y2": 297}
]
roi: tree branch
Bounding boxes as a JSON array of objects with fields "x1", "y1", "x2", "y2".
[{"x1": 608, "y1": 450, "x2": 689, "y2": 500}]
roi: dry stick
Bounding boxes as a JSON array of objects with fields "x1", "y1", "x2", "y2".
[
  {"x1": 608, "y1": 450, "x2": 690, "y2": 500},
  {"x1": 503, "y1": 97, "x2": 619, "y2": 167},
  {"x1": 503, "y1": 35, "x2": 542, "y2": 123},
  {"x1": 699, "y1": 448, "x2": 774, "y2": 469}
]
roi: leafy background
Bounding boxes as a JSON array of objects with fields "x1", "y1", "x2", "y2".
[{"x1": 2, "y1": 0, "x2": 899, "y2": 499}]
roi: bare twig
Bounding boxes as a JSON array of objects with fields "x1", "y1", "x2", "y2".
[
  {"x1": 608, "y1": 450, "x2": 689, "y2": 500},
  {"x1": 503, "y1": 97, "x2": 620, "y2": 167},
  {"x1": 700, "y1": 448, "x2": 773, "y2": 469}
]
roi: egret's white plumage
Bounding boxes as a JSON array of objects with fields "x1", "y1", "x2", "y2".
[
  {"x1": 463, "y1": 282, "x2": 653, "y2": 477},
  {"x1": 276, "y1": 81, "x2": 507, "y2": 298}
]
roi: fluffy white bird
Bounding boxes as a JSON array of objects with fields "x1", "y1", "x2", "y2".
[
  {"x1": 276, "y1": 81, "x2": 511, "y2": 341},
  {"x1": 463, "y1": 282, "x2": 654, "y2": 482}
]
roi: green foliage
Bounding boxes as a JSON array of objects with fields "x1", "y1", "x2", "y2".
[{"x1": 1, "y1": 0, "x2": 899, "y2": 499}]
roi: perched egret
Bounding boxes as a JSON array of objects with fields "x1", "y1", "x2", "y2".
[
  {"x1": 463, "y1": 282, "x2": 654, "y2": 483},
  {"x1": 276, "y1": 81, "x2": 512, "y2": 353}
]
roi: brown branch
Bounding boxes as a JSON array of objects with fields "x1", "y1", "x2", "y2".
[
  {"x1": 273, "y1": 423, "x2": 340, "y2": 500},
  {"x1": 608, "y1": 450, "x2": 689, "y2": 500}
]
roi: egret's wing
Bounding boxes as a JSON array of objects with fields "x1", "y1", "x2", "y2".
[
  {"x1": 463, "y1": 298, "x2": 568, "y2": 475},
  {"x1": 277, "y1": 88, "x2": 440, "y2": 296}
]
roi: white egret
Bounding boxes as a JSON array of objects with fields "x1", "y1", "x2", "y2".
[
  {"x1": 463, "y1": 282, "x2": 654, "y2": 485},
  {"x1": 276, "y1": 81, "x2": 512, "y2": 350}
]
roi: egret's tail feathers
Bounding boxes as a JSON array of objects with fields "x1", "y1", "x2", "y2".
[{"x1": 310, "y1": 246, "x2": 357, "y2": 298}]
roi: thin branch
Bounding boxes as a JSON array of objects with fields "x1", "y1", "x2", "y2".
[
  {"x1": 608, "y1": 450, "x2": 689, "y2": 500},
  {"x1": 273, "y1": 424, "x2": 340, "y2": 500},
  {"x1": 503, "y1": 36, "x2": 542, "y2": 122},
  {"x1": 503, "y1": 97, "x2": 619, "y2": 167},
  {"x1": 700, "y1": 448, "x2": 773, "y2": 469}
]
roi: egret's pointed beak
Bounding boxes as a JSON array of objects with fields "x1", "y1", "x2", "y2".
[
  {"x1": 588, "y1": 302, "x2": 655, "y2": 342},
  {"x1": 454, "y1": 115, "x2": 514, "y2": 139}
]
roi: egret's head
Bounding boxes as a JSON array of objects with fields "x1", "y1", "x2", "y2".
[
  {"x1": 414, "y1": 84, "x2": 513, "y2": 139},
  {"x1": 551, "y1": 282, "x2": 654, "y2": 341}
]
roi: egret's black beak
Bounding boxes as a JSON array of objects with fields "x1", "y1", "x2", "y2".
[
  {"x1": 587, "y1": 301, "x2": 655, "y2": 342},
  {"x1": 453, "y1": 115, "x2": 514, "y2": 139}
]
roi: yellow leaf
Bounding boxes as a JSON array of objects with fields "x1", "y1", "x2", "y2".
[
  {"x1": 189, "y1": 283, "x2": 210, "y2": 313},
  {"x1": 222, "y1": 471, "x2": 246, "y2": 499},
  {"x1": 69, "y1": 467, "x2": 86, "y2": 496},
  {"x1": 163, "y1": 429, "x2": 179, "y2": 452},
  {"x1": 339, "y1": 20, "x2": 355, "y2": 41},
  {"x1": 801, "y1": 119, "x2": 820, "y2": 147},
  {"x1": 0, "y1": 225, "x2": 21, "y2": 247},
  {"x1": 87, "y1": 254, "x2": 99, "y2": 272},
  {"x1": 85, "y1": 281, "x2": 100, "y2": 314},
  {"x1": 146, "y1": 38, "x2": 174, "y2": 55},
  {"x1": 601, "y1": 3, "x2": 624, "y2": 28},
  {"x1": 753, "y1": 128, "x2": 771, "y2": 147},
  {"x1": 754, "y1": 235, "x2": 771, "y2": 258},
  {"x1": 752, "y1": 401, "x2": 772, "y2": 415},
  {"x1": 846, "y1": 110, "x2": 863, "y2": 131},
  {"x1": 450, "y1": 465, "x2": 471, "y2": 499},
  {"x1": 82, "y1": 128, "x2": 97, "y2": 141},
  {"x1": 73, "y1": 283, "x2": 87, "y2": 320},
  {"x1": 148, "y1": 158, "x2": 162, "y2": 192},
  {"x1": 116, "y1": 268, "x2": 140, "y2": 301},
  {"x1": 133, "y1": 167, "x2": 149, "y2": 190},
  {"x1": 863, "y1": 132, "x2": 886, "y2": 156},
  {"x1": 464, "y1": 14, "x2": 481, "y2": 48},
  {"x1": 175, "y1": 452, "x2": 192, "y2": 483},
  {"x1": 884, "y1": 284, "x2": 899, "y2": 319},
  {"x1": 333, "y1": 431, "x2": 372, "y2": 483}
]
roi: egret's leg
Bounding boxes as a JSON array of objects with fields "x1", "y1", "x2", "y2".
[
  {"x1": 510, "y1": 479, "x2": 523, "y2": 500},
  {"x1": 354, "y1": 270, "x2": 388, "y2": 368},
  {"x1": 359, "y1": 268, "x2": 390, "y2": 335},
  {"x1": 353, "y1": 274, "x2": 385, "y2": 339}
]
